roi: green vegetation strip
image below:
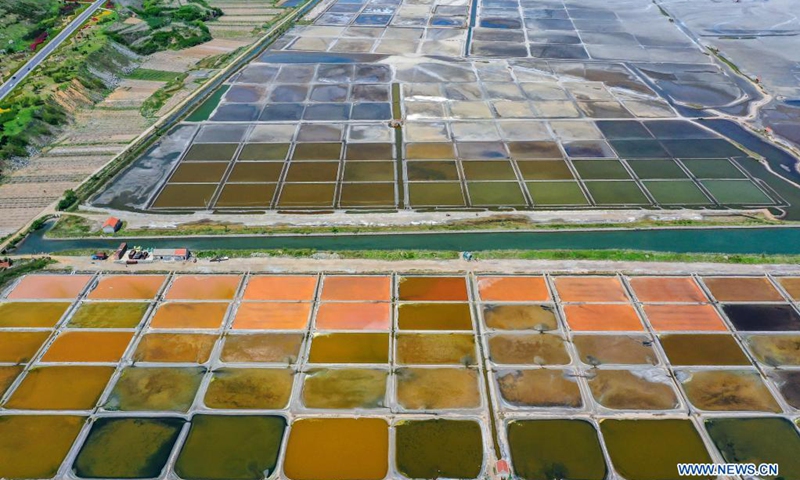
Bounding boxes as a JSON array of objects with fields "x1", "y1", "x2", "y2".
[{"x1": 125, "y1": 68, "x2": 183, "y2": 82}]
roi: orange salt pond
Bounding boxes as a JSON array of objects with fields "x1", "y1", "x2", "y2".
[
  {"x1": 497, "y1": 369, "x2": 582, "y2": 408},
  {"x1": 320, "y1": 275, "x2": 391, "y2": 301},
  {"x1": 643, "y1": 304, "x2": 727, "y2": 332},
  {"x1": 284, "y1": 418, "x2": 389, "y2": 480},
  {"x1": 396, "y1": 368, "x2": 481, "y2": 409},
  {"x1": 4, "y1": 366, "x2": 114, "y2": 410},
  {"x1": 0, "y1": 302, "x2": 68, "y2": 327},
  {"x1": 777, "y1": 277, "x2": 800, "y2": 300},
  {"x1": 221, "y1": 333, "x2": 303, "y2": 363},
  {"x1": 629, "y1": 277, "x2": 707, "y2": 303},
  {"x1": 315, "y1": 303, "x2": 390, "y2": 330},
  {"x1": 7, "y1": 274, "x2": 91, "y2": 299},
  {"x1": 88, "y1": 275, "x2": 166, "y2": 299},
  {"x1": 0, "y1": 415, "x2": 86, "y2": 479},
  {"x1": 488, "y1": 333, "x2": 570, "y2": 365},
  {"x1": 397, "y1": 303, "x2": 473, "y2": 330},
  {"x1": 554, "y1": 276, "x2": 629, "y2": 303},
  {"x1": 41, "y1": 331, "x2": 133, "y2": 362},
  {"x1": 165, "y1": 275, "x2": 240, "y2": 300},
  {"x1": 233, "y1": 302, "x2": 310, "y2": 330},
  {"x1": 0, "y1": 366, "x2": 22, "y2": 396},
  {"x1": 244, "y1": 275, "x2": 317, "y2": 300},
  {"x1": 150, "y1": 302, "x2": 229, "y2": 329},
  {"x1": 0, "y1": 331, "x2": 50, "y2": 363},
  {"x1": 573, "y1": 335, "x2": 659, "y2": 365},
  {"x1": 132, "y1": 334, "x2": 216, "y2": 363},
  {"x1": 703, "y1": 276, "x2": 784, "y2": 302},
  {"x1": 69, "y1": 302, "x2": 149, "y2": 328},
  {"x1": 563, "y1": 304, "x2": 643, "y2": 331},
  {"x1": 477, "y1": 276, "x2": 549, "y2": 301},
  {"x1": 398, "y1": 276, "x2": 468, "y2": 301},
  {"x1": 308, "y1": 333, "x2": 389, "y2": 363}
]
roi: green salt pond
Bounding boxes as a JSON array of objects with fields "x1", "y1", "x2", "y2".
[
  {"x1": 69, "y1": 302, "x2": 150, "y2": 328},
  {"x1": 302, "y1": 368, "x2": 387, "y2": 409},
  {"x1": 395, "y1": 419, "x2": 483, "y2": 479},
  {"x1": 0, "y1": 415, "x2": 85, "y2": 479},
  {"x1": 204, "y1": 368, "x2": 293, "y2": 409},
  {"x1": 105, "y1": 367, "x2": 205, "y2": 412}
]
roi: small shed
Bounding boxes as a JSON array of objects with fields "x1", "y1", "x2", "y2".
[
  {"x1": 102, "y1": 217, "x2": 122, "y2": 234},
  {"x1": 152, "y1": 248, "x2": 190, "y2": 262}
]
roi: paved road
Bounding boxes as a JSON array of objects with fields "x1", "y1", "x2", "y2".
[{"x1": 0, "y1": 0, "x2": 106, "y2": 101}]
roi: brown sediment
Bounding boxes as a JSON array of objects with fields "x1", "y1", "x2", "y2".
[
  {"x1": 0, "y1": 302, "x2": 69, "y2": 327},
  {"x1": 660, "y1": 334, "x2": 750, "y2": 366},
  {"x1": 283, "y1": 418, "x2": 388, "y2": 480},
  {"x1": 743, "y1": 335, "x2": 800, "y2": 366},
  {"x1": 0, "y1": 415, "x2": 86, "y2": 479},
  {"x1": 573, "y1": 334, "x2": 658, "y2": 365},
  {"x1": 396, "y1": 334, "x2": 476, "y2": 365},
  {"x1": 497, "y1": 369, "x2": 582, "y2": 407},
  {"x1": 476, "y1": 276, "x2": 549, "y2": 301},
  {"x1": 397, "y1": 303, "x2": 473, "y2": 330},
  {"x1": 587, "y1": 369, "x2": 679, "y2": 410},
  {"x1": 488, "y1": 333, "x2": 570, "y2": 365},
  {"x1": 88, "y1": 275, "x2": 166, "y2": 299},
  {"x1": 221, "y1": 333, "x2": 303, "y2": 363},
  {"x1": 132, "y1": 334, "x2": 216, "y2": 363},
  {"x1": 769, "y1": 370, "x2": 800, "y2": 408},
  {"x1": 41, "y1": 331, "x2": 133, "y2": 362},
  {"x1": 315, "y1": 303, "x2": 391, "y2": 330},
  {"x1": 302, "y1": 368, "x2": 387, "y2": 409},
  {"x1": 482, "y1": 304, "x2": 558, "y2": 330},
  {"x1": 165, "y1": 275, "x2": 240, "y2": 300},
  {"x1": 396, "y1": 368, "x2": 480, "y2": 409},
  {"x1": 244, "y1": 275, "x2": 317, "y2": 300},
  {"x1": 644, "y1": 304, "x2": 726, "y2": 332},
  {"x1": 4, "y1": 366, "x2": 114, "y2": 410},
  {"x1": 150, "y1": 302, "x2": 229, "y2": 329},
  {"x1": 7, "y1": 274, "x2": 91, "y2": 299},
  {"x1": 563, "y1": 304, "x2": 643, "y2": 331},
  {"x1": 554, "y1": 276, "x2": 629, "y2": 302},
  {"x1": 204, "y1": 368, "x2": 293, "y2": 409},
  {"x1": 0, "y1": 331, "x2": 51, "y2": 363},
  {"x1": 0, "y1": 366, "x2": 22, "y2": 396},
  {"x1": 69, "y1": 302, "x2": 149, "y2": 328},
  {"x1": 320, "y1": 276, "x2": 391, "y2": 301},
  {"x1": 233, "y1": 302, "x2": 310, "y2": 330},
  {"x1": 777, "y1": 277, "x2": 800, "y2": 300},
  {"x1": 398, "y1": 276, "x2": 468, "y2": 301},
  {"x1": 629, "y1": 277, "x2": 708, "y2": 303},
  {"x1": 702, "y1": 276, "x2": 784, "y2": 302},
  {"x1": 680, "y1": 369, "x2": 781, "y2": 412},
  {"x1": 308, "y1": 333, "x2": 389, "y2": 363},
  {"x1": 105, "y1": 367, "x2": 205, "y2": 411}
]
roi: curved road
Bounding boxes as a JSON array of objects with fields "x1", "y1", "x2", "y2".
[{"x1": 0, "y1": 0, "x2": 106, "y2": 101}]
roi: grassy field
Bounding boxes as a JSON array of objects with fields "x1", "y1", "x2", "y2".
[{"x1": 125, "y1": 68, "x2": 183, "y2": 82}]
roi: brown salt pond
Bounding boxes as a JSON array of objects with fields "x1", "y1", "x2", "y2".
[
  {"x1": 221, "y1": 333, "x2": 303, "y2": 363},
  {"x1": 165, "y1": 275, "x2": 240, "y2": 300},
  {"x1": 88, "y1": 275, "x2": 166, "y2": 299},
  {"x1": 554, "y1": 276, "x2": 628, "y2": 302},
  {"x1": 488, "y1": 333, "x2": 570, "y2": 365},
  {"x1": 482, "y1": 304, "x2": 558, "y2": 331},
  {"x1": 315, "y1": 302, "x2": 391, "y2": 330},
  {"x1": 320, "y1": 275, "x2": 391, "y2": 301},
  {"x1": 643, "y1": 304, "x2": 727, "y2": 332},
  {"x1": 132, "y1": 333, "x2": 216, "y2": 363},
  {"x1": 768, "y1": 370, "x2": 800, "y2": 408},
  {"x1": 777, "y1": 277, "x2": 800, "y2": 300},
  {"x1": 0, "y1": 331, "x2": 50, "y2": 363},
  {"x1": 703, "y1": 276, "x2": 784, "y2": 302},
  {"x1": 396, "y1": 368, "x2": 481, "y2": 409},
  {"x1": 284, "y1": 418, "x2": 388, "y2": 480},
  {"x1": 204, "y1": 368, "x2": 293, "y2": 409},
  {"x1": 150, "y1": 302, "x2": 229, "y2": 329},
  {"x1": 743, "y1": 334, "x2": 800, "y2": 365},
  {"x1": 69, "y1": 302, "x2": 149, "y2": 328},
  {"x1": 0, "y1": 415, "x2": 85, "y2": 479},
  {"x1": 397, "y1": 303, "x2": 473, "y2": 330},
  {"x1": 476, "y1": 276, "x2": 549, "y2": 302},
  {"x1": 679, "y1": 369, "x2": 781, "y2": 412},
  {"x1": 629, "y1": 276, "x2": 707, "y2": 303},
  {"x1": 396, "y1": 333, "x2": 476, "y2": 365},
  {"x1": 4, "y1": 366, "x2": 114, "y2": 410},
  {"x1": 587, "y1": 369, "x2": 679, "y2": 410},
  {"x1": 497, "y1": 369, "x2": 582, "y2": 408},
  {"x1": 233, "y1": 302, "x2": 310, "y2": 330},
  {"x1": 563, "y1": 304, "x2": 643, "y2": 331},
  {"x1": 302, "y1": 368, "x2": 387, "y2": 409},
  {"x1": 395, "y1": 419, "x2": 484, "y2": 479},
  {"x1": 0, "y1": 366, "x2": 22, "y2": 396},
  {"x1": 573, "y1": 334, "x2": 658, "y2": 365},
  {"x1": 105, "y1": 366, "x2": 204, "y2": 411},
  {"x1": 308, "y1": 333, "x2": 389, "y2": 363},
  {"x1": 0, "y1": 302, "x2": 68, "y2": 327},
  {"x1": 7, "y1": 274, "x2": 91, "y2": 299},
  {"x1": 398, "y1": 276, "x2": 468, "y2": 301},
  {"x1": 659, "y1": 334, "x2": 751, "y2": 366},
  {"x1": 243, "y1": 275, "x2": 317, "y2": 300},
  {"x1": 41, "y1": 331, "x2": 133, "y2": 362}
]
